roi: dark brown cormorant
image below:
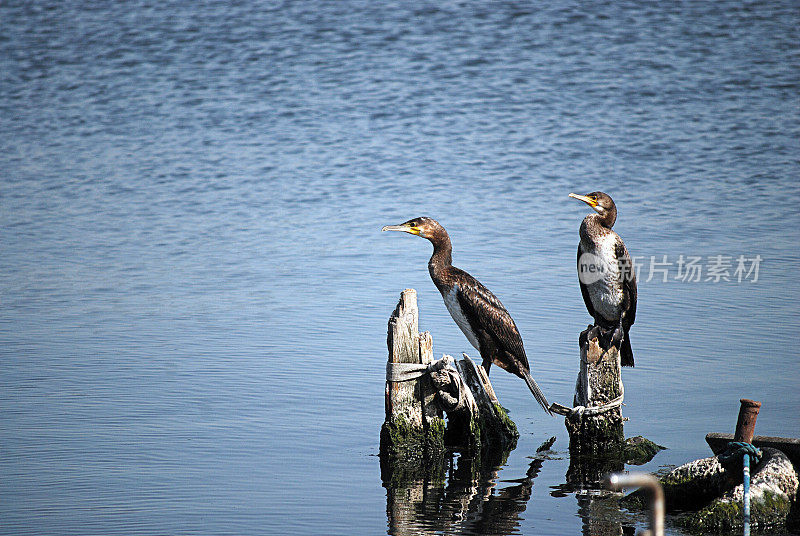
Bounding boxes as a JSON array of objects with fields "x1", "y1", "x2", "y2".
[
  {"x1": 569, "y1": 192, "x2": 637, "y2": 367},
  {"x1": 382, "y1": 217, "x2": 551, "y2": 414}
]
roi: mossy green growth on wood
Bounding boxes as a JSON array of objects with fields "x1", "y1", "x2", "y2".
[
  {"x1": 480, "y1": 403, "x2": 518, "y2": 451},
  {"x1": 566, "y1": 411, "x2": 624, "y2": 458},
  {"x1": 493, "y1": 403, "x2": 519, "y2": 439},
  {"x1": 443, "y1": 402, "x2": 518, "y2": 472},
  {"x1": 451, "y1": 402, "x2": 519, "y2": 454},
  {"x1": 468, "y1": 412, "x2": 483, "y2": 452},
  {"x1": 481, "y1": 404, "x2": 517, "y2": 461},
  {"x1": 425, "y1": 416, "x2": 447, "y2": 457},
  {"x1": 379, "y1": 414, "x2": 447, "y2": 487},
  {"x1": 427, "y1": 415, "x2": 446, "y2": 439},
  {"x1": 379, "y1": 414, "x2": 446, "y2": 461},
  {"x1": 624, "y1": 436, "x2": 666, "y2": 465},
  {"x1": 380, "y1": 415, "x2": 424, "y2": 460},
  {"x1": 679, "y1": 490, "x2": 793, "y2": 533},
  {"x1": 466, "y1": 406, "x2": 515, "y2": 471}
]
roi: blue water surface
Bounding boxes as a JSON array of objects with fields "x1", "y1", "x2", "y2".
[{"x1": 2, "y1": 1, "x2": 799, "y2": 535}]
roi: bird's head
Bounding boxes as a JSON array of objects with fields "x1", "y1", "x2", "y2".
[
  {"x1": 569, "y1": 191, "x2": 617, "y2": 227},
  {"x1": 382, "y1": 216, "x2": 444, "y2": 240}
]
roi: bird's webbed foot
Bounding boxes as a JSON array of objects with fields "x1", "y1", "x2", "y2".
[
  {"x1": 579, "y1": 324, "x2": 602, "y2": 347},
  {"x1": 609, "y1": 324, "x2": 624, "y2": 347},
  {"x1": 593, "y1": 324, "x2": 621, "y2": 352}
]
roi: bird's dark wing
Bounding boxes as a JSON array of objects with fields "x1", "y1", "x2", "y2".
[
  {"x1": 451, "y1": 268, "x2": 530, "y2": 370},
  {"x1": 615, "y1": 240, "x2": 637, "y2": 328},
  {"x1": 578, "y1": 244, "x2": 596, "y2": 320}
]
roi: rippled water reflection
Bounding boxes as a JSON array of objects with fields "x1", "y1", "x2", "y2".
[{"x1": 2, "y1": 1, "x2": 798, "y2": 535}]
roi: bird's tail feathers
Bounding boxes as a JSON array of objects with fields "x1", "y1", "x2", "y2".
[
  {"x1": 621, "y1": 332, "x2": 634, "y2": 367},
  {"x1": 522, "y1": 369, "x2": 552, "y2": 415}
]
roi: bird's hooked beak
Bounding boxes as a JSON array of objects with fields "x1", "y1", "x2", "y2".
[
  {"x1": 382, "y1": 223, "x2": 421, "y2": 236},
  {"x1": 569, "y1": 192, "x2": 598, "y2": 207}
]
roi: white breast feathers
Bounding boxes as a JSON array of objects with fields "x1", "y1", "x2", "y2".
[
  {"x1": 442, "y1": 284, "x2": 480, "y2": 350},
  {"x1": 584, "y1": 235, "x2": 624, "y2": 322}
]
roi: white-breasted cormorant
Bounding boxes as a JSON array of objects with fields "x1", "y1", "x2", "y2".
[
  {"x1": 569, "y1": 192, "x2": 637, "y2": 367},
  {"x1": 382, "y1": 217, "x2": 551, "y2": 414}
]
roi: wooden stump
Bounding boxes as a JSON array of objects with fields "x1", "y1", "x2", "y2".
[
  {"x1": 552, "y1": 328, "x2": 662, "y2": 484},
  {"x1": 384, "y1": 288, "x2": 421, "y2": 428},
  {"x1": 380, "y1": 289, "x2": 445, "y2": 475},
  {"x1": 453, "y1": 355, "x2": 518, "y2": 455},
  {"x1": 564, "y1": 329, "x2": 624, "y2": 458},
  {"x1": 380, "y1": 289, "x2": 518, "y2": 482}
]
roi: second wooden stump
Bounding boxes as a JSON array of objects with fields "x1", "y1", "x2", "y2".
[{"x1": 563, "y1": 328, "x2": 625, "y2": 457}]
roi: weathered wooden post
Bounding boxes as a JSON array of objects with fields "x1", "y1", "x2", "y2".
[
  {"x1": 549, "y1": 327, "x2": 627, "y2": 486},
  {"x1": 381, "y1": 290, "x2": 531, "y2": 533},
  {"x1": 380, "y1": 289, "x2": 520, "y2": 473},
  {"x1": 552, "y1": 328, "x2": 624, "y2": 457},
  {"x1": 454, "y1": 355, "x2": 518, "y2": 454},
  {"x1": 380, "y1": 289, "x2": 446, "y2": 469}
]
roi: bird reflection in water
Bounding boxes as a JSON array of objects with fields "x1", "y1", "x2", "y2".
[
  {"x1": 383, "y1": 445, "x2": 639, "y2": 536},
  {"x1": 384, "y1": 449, "x2": 546, "y2": 536}
]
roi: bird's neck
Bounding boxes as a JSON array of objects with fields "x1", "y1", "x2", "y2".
[
  {"x1": 580, "y1": 213, "x2": 614, "y2": 243},
  {"x1": 427, "y1": 236, "x2": 453, "y2": 282}
]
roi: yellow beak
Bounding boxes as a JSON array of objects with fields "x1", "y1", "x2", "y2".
[
  {"x1": 569, "y1": 192, "x2": 597, "y2": 207},
  {"x1": 382, "y1": 224, "x2": 420, "y2": 235}
]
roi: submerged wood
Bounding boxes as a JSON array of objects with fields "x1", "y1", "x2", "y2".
[{"x1": 563, "y1": 328, "x2": 625, "y2": 457}]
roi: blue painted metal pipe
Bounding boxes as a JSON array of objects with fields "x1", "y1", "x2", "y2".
[{"x1": 743, "y1": 453, "x2": 751, "y2": 536}]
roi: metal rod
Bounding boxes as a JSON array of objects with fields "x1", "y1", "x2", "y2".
[
  {"x1": 734, "y1": 399, "x2": 761, "y2": 443},
  {"x1": 734, "y1": 399, "x2": 760, "y2": 536},
  {"x1": 743, "y1": 453, "x2": 751, "y2": 536},
  {"x1": 605, "y1": 472, "x2": 664, "y2": 536}
]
